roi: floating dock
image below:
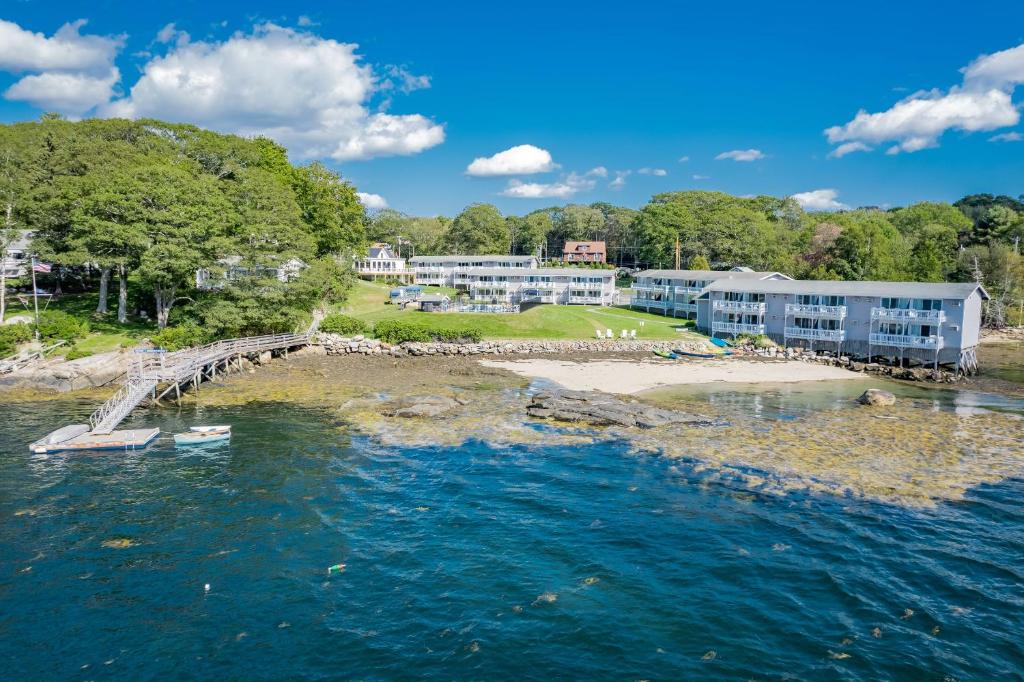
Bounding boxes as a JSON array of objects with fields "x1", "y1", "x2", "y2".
[{"x1": 30, "y1": 428, "x2": 160, "y2": 454}]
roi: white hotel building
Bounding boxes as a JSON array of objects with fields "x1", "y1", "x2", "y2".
[
  {"x1": 455, "y1": 267, "x2": 616, "y2": 306},
  {"x1": 410, "y1": 255, "x2": 538, "y2": 286}
]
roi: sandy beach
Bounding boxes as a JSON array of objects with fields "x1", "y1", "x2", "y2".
[{"x1": 479, "y1": 357, "x2": 866, "y2": 394}]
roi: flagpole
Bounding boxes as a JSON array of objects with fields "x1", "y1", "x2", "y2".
[{"x1": 31, "y1": 255, "x2": 40, "y2": 341}]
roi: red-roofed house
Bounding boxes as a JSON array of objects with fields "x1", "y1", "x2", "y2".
[{"x1": 562, "y1": 241, "x2": 606, "y2": 264}]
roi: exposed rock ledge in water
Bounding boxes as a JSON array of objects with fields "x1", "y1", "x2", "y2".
[
  {"x1": 527, "y1": 389, "x2": 715, "y2": 428},
  {"x1": 0, "y1": 350, "x2": 126, "y2": 393},
  {"x1": 857, "y1": 388, "x2": 896, "y2": 407},
  {"x1": 381, "y1": 395, "x2": 468, "y2": 418}
]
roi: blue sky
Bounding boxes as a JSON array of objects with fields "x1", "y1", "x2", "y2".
[{"x1": 1, "y1": 0, "x2": 1022, "y2": 216}]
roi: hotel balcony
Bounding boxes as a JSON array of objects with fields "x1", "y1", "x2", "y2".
[
  {"x1": 568, "y1": 295, "x2": 606, "y2": 305},
  {"x1": 713, "y1": 322, "x2": 766, "y2": 335},
  {"x1": 870, "y1": 307, "x2": 945, "y2": 323},
  {"x1": 634, "y1": 284, "x2": 702, "y2": 296},
  {"x1": 785, "y1": 326, "x2": 846, "y2": 342},
  {"x1": 713, "y1": 300, "x2": 766, "y2": 313},
  {"x1": 869, "y1": 332, "x2": 944, "y2": 350},
  {"x1": 785, "y1": 303, "x2": 847, "y2": 319}
]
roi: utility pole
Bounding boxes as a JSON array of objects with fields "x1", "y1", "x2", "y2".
[{"x1": 674, "y1": 236, "x2": 681, "y2": 270}]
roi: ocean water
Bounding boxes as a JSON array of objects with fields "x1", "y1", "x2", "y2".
[{"x1": 2, "y1": 395, "x2": 1023, "y2": 680}]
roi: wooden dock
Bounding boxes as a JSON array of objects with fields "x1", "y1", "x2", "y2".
[
  {"x1": 30, "y1": 428, "x2": 161, "y2": 454},
  {"x1": 29, "y1": 327, "x2": 316, "y2": 452}
]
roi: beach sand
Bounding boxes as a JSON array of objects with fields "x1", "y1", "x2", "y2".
[{"x1": 479, "y1": 357, "x2": 865, "y2": 394}]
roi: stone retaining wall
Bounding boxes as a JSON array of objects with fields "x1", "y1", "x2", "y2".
[
  {"x1": 316, "y1": 332, "x2": 698, "y2": 357},
  {"x1": 315, "y1": 333, "x2": 960, "y2": 382}
]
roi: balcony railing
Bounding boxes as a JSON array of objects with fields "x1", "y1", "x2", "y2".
[
  {"x1": 713, "y1": 300, "x2": 766, "y2": 313},
  {"x1": 713, "y1": 322, "x2": 766, "y2": 335},
  {"x1": 786, "y1": 304, "x2": 847, "y2": 319},
  {"x1": 785, "y1": 326, "x2": 846, "y2": 341},
  {"x1": 871, "y1": 307, "x2": 945, "y2": 322},
  {"x1": 633, "y1": 284, "x2": 702, "y2": 295},
  {"x1": 869, "y1": 333, "x2": 944, "y2": 349}
]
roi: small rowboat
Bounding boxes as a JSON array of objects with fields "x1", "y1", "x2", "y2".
[
  {"x1": 174, "y1": 426, "x2": 230, "y2": 446},
  {"x1": 710, "y1": 338, "x2": 732, "y2": 348}
]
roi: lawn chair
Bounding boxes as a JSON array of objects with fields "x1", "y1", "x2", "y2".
[
  {"x1": 620, "y1": 329, "x2": 627, "y2": 338},
  {"x1": 630, "y1": 329, "x2": 637, "y2": 338},
  {"x1": 595, "y1": 330, "x2": 603, "y2": 340},
  {"x1": 605, "y1": 329, "x2": 613, "y2": 339}
]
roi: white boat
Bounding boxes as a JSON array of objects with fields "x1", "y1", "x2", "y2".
[
  {"x1": 174, "y1": 427, "x2": 231, "y2": 445},
  {"x1": 189, "y1": 425, "x2": 231, "y2": 433}
]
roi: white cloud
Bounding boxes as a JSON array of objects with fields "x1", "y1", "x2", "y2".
[
  {"x1": 989, "y1": 131, "x2": 1022, "y2": 142},
  {"x1": 297, "y1": 15, "x2": 316, "y2": 27},
  {"x1": 5, "y1": 68, "x2": 119, "y2": 114},
  {"x1": 101, "y1": 23, "x2": 444, "y2": 161},
  {"x1": 0, "y1": 19, "x2": 123, "y2": 114},
  {"x1": 0, "y1": 19, "x2": 121, "y2": 73},
  {"x1": 609, "y1": 170, "x2": 630, "y2": 189},
  {"x1": 637, "y1": 167, "x2": 668, "y2": 176},
  {"x1": 501, "y1": 170, "x2": 597, "y2": 199},
  {"x1": 678, "y1": 155, "x2": 690, "y2": 162},
  {"x1": 826, "y1": 42, "x2": 1024, "y2": 155},
  {"x1": 790, "y1": 189, "x2": 849, "y2": 211},
  {"x1": 155, "y1": 23, "x2": 190, "y2": 47},
  {"x1": 381, "y1": 65, "x2": 431, "y2": 93},
  {"x1": 588, "y1": 165, "x2": 608, "y2": 178},
  {"x1": 715, "y1": 148, "x2": 765, "y2": 162},
  {"x1": 466, "y1": 144, "x2": 557, "y2": 176},
  {"x1": 356, "y1": 192, "x2": 388, "y2": 209},
  {"x1": 828, "y1": 141, "x2": 872, "y2": 158},
  {"x1": 692, "y1": 174, "x2": 710, "y2": 180}
]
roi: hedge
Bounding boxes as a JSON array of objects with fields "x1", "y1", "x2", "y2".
[
  {"x1": 319, "y1": 313, "x2": 368, "y2": 336},
  {"x1": 373, "y1": 319, "x2": 483, "y2": 344},
  {"x1": 150, "y1": 323, "x2": 207, "y2": 351},
  {"x1": 0, "y1": 323, "x2": 32, "y2": 356},
  {"x1": 37, "y1": 310, "x2": 90, "y2": 342}
]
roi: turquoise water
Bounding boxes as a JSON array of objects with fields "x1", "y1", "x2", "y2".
[{"x1": 2, "y1": 397, "x2": 1023, "y2": 679}]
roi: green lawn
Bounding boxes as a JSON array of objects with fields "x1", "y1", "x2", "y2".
[
  {"x1": 3, "y1": 292, "x2": 155, "y2": 356},
  {"x1": 340, "y1": 281, "x2": 707, "y2": 342}
]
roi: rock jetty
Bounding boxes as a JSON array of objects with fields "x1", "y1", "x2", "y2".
[{"x1": 526, "y1": 389, "x2": 715, "y2": 428}]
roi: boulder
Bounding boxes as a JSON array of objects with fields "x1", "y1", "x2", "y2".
[
  {"x1": 857, "y1": 388, "x2": 896, "y2": 407},
  {"x1": 381, "y1": 395, "x2": 461, "y2": 418},
  {"x1": 526, "y1": 389, "x2": 714, "y2": 429}
]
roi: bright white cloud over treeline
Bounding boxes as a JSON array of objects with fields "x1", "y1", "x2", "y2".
[
  {"x1": 0, "y1": 19, "x2": 445, "y2": 161},
  {"x1": 790, "y1": 188, "x2": 849, "y2": 211},
  {"x1": 826, "y1": 42, "x2": 1024, "y2": 155},
  {"x1": 466, "y1": 144, "x2": 557, "y2": 176}
]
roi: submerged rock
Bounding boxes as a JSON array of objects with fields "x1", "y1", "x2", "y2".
[
  {"x1": 381, "y1": 395, "x2": 461, "y2": 418},
  {"x1": 857, "y1": 388, "x2": 896, "y2": 407},
  {"x1": 527, "y1": 389, "x2": 714, "y2": 429}
]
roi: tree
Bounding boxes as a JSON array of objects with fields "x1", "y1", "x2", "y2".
[
  {"x1": 890, "y1": 201, "x2": 972, "y2": 239},
  {"x1": 687, "y1": 254, "x2": 711, "y2": 270},
  {"x1": 826, "y1": 211, "x2": 909, "y2": 281},
  {"x1": 507, "y1": 211, "x2": 551, "y2": 256},
  {"x1": 291, "y1": 162, "x2": 366, "y2": 256},
  {"x1": 909, "y1": 224, "x2": 959, "y2": 282},
  {"x1": 444, "y1": 204, "x2": 510, "y2": 254}
]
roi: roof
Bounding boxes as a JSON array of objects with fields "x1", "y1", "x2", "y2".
[
  {"x1": 368, "y1": 243, "x2": 399, "y2": 259},
  {"x1": 7, "y1": 230, "x2": 32, "y2": 252},
  {"x1": 634, "y1": 269, "x2": 791, "y2": 281},
  {"x1": 410, "y1": 255, "x2": 536, "y2": 264},
  {"x1": 563, "y1": 241, "x2": 606, "y2": 252},
  {"x1": 418, "y1": 293, "x2": 450, "y2": 302},
  {"x1": 459, "y1": 267, "x2": 615, "y2": 277},
  {"x1": 700, "y1": 279, "x2": 990, "y2": 300}
]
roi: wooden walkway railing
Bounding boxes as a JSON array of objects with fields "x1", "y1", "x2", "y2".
[{"x1": 88, "y1": 331, "x2": 313, "y2": 434}]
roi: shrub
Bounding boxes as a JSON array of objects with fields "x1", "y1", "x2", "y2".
[
  {"x1": 64, "y1": 347, "x2": 94, "y2": 361},
  {"x1": 319, "y1": 313, "x2": 368, "y2": 336},
  {"x1": 37, "y1": 310, "x2": 89, "y2": 341},
  {"x1": 736, "y1": 332, "x2": 775, "y2": 349},
  {"x1": 373, "y1": 319, "x2": 482, "y2": 344},
  {"x1": 150, "y1": 323, "x2": 207, "y2": 351},
  {"x1": 0, "y1": 323, "x2": 32, "y2": 356}
]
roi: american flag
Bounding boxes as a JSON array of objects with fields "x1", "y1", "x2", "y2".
[{"x1": 32, "y1": 262, "x2": 51, "y2": 273}]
